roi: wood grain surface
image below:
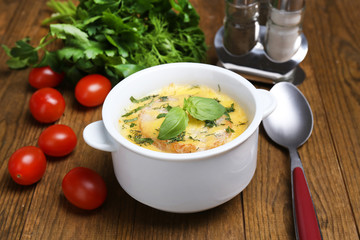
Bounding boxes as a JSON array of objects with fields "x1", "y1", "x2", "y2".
[{"x1": 0, "y1": 0, "x2": 359, "y2": 239}]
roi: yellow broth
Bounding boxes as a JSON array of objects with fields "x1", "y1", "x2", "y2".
[{"x1": 119, "y1": 84, "x2": 248, "y2": 153}]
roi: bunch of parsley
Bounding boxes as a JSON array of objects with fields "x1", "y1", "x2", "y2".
[{"x1": 2, "y1": 0, "x2": 207, "y2": 85}]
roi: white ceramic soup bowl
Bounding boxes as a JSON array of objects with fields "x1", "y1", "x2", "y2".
[{"x1": 83, "y1": 63, "x2": 276, "y2": 213}]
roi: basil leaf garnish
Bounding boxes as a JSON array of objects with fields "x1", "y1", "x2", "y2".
[
  {"x1": 184, "y1": 96, "x2": 226, "y2": 121},
  {"x1": 157, "y1": 97, "x2": 227, "y2": 140},
  {"x1": 158, "y1": 107, "x2": 189, "y2": 140}
]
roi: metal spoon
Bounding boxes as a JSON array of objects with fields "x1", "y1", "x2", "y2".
[{"x1": 262, "y1": 82, "x2": 322, "y2": 240}]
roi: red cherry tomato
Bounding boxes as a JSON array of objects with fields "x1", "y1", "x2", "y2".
[
  {"x1": 8, "y1": 146, "x2": 47, "y2": 185},
  {"x1": 38, "y1": 124, "x2": 77, "y2": 157},
  {"x1": 29, "y1": 87, "x2": 65, "y2": 123},
  {"x1": 75, "y1": 74, "x2": 111, "y2": 107},
  {"x1": 29, "y1": 66, "x2": 64, "y2": 89},
  {"x1": 62, "y1": 167, "x2": 107, "y2": 210}
]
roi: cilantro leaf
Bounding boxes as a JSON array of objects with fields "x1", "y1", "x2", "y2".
[
  {"x1": 2, "y1": 38, "x2": 38, "y2": 69},
  {"x1": 108, "y1": 64, "x2": 145, "y2": 78},
  {"x1": 50, "y1": 24, "x2": 89, "y2": 43}
]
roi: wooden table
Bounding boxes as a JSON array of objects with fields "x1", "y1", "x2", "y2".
[{"x1": 1, "y1": 0, "x2": 359, "y2": 239}]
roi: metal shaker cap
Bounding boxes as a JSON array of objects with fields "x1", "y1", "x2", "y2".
[
  {"x1": 227, "y1": 0, "x2": 258, "y2": 5},
  {"x1": 271, "y1": 0, "x2": 304, "y2": 11}
]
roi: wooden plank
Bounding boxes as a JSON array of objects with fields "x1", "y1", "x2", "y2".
[
  {"x1": 299, "y1": 72, "x2": 358, "y2": 239},
  {"x1": 131, "y1": 196, "x2": 245, "y2": 239},
  {"x1": 303, "y1": 0, "x2": 360, "y2": 237},
  {"x1": 0, "y1": 0, "x2": 54, "y2": 239},
  {"x1": 190, "y1": 0, "x2": 225, "y2": 64},
  {"x1": 244, "y1": 131, "x2": 295, "y2": 239}
]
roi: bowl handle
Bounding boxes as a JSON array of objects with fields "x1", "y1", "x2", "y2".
[
  {"x1": 256, "y1": 89, "x2": 277, "y2": 119},
  {"x1": 83, "y1": 120, "x2": 117, "y2": 152}
]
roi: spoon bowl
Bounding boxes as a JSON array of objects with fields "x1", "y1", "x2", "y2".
[
  {"x1": 263, "y1": 82, "x2": 313, "y2": 149},
  {"x1": 263, "y1": 82, "x2": 322, "y2": 240}
]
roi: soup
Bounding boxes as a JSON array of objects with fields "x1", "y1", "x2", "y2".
[{"x1": 119, "y1": 84, "x2": 248, "y2": 153}]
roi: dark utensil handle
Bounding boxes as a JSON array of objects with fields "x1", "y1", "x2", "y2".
[{"x1": 293, "y1": 167, "x2": 322, "y2": 240}]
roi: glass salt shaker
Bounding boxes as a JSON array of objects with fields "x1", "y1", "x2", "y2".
[
  {"x1": 223, "y1": 0, "x2": 260, "y2": 56},
  {"x1": 265, "y1": 0, "x2": 305, "y2": 62}
]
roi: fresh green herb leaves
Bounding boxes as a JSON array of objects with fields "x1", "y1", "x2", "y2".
[
  {"x1": 225, "y1": 103, "x2": 235, "y2": 113},
  {"x1": 128, "y1": 130, "x2": 153, "y2": 145},
  {"x1": 224, "y1": 103, "x2": 235, "y2": 122},
  {"x1": 122, "y1": 96, "x2": 157, "y2": 117},
  {"x1": 184, "y1": 96, "x2": 226, "y2": 121},
  {"x1": 124, "y1": 117, "x2": 138, "y2": 123},
  {"x1": 165, "y1": 104, "x2": 172, "y2": 112},
  {"x1": 158, "y1": 107, "x2": 189, "y2": 140},
  {"x1": 1, "y1": 38, "x2": 39, "y2": 69},
  {"x1": 134, "y1": 136, "x2": 154, "y2": 145},
  {"x1": 159, "y1": 96, "x2": 168, "y2": 102},
  {"x1": 156, "y1": 113, "x2": 167, "y2": 119},
  {"x1": 167, "y1": 131, "x2": 186, "y2": 143},
  {"x1": 158, "y1": 96, "x2": 228, "y2": 140},
  {"x1": 122, "y1": 105, "x2": 146, "y2": 117},
  {"x1": 189, "y1": 136, "x2": 200, "y2": 141},
  {"x1": 50, "y1": 24, "x2": 89, "y2": 43},
  {"x1": 2, "y1": 0, "x2": 207, "y2": 85},
  {"x1": 130, "y1": 95, "x2": 158, "y2": 103},
  {"x1": 204, "y1": 120, "x2": 217, "y2": 128},
  {"x1": 226, "y1": 126, "x2": 235, "y2": 133}
]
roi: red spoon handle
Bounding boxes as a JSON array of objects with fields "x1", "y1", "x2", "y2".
[{"x1": 293, "y1": 167, "x2": 322, "y2": 240}]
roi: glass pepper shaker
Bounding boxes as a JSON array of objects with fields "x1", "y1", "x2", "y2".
[
  {"x1": 223, "y1": 0, "x2": 260, "y2": 56},
  {"x1": 258, "y1": 0, "x2": 270, "y2": 25}
]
